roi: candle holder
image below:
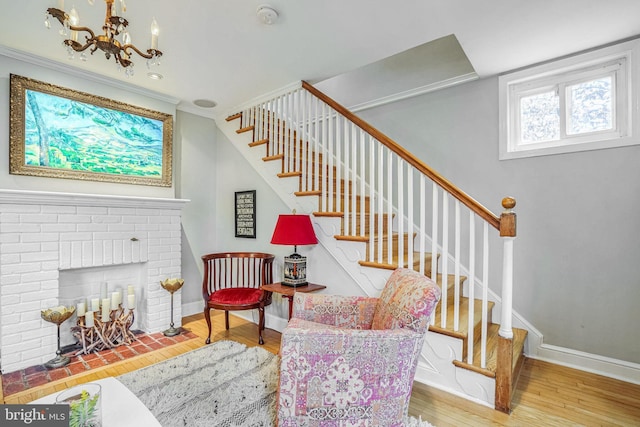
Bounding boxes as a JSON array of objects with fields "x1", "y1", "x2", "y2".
[
  {"x1": 41, "y1": 306, "x2": 76, "y2": 368},
  {"x1": 71, "y1": 305, "x2": 137, "y2": 355},
  {"x1": 160, "y1": 278, "x2": 184, "y2": 337}
]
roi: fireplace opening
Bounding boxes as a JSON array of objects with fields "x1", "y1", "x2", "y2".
[{"x1": 58, "y1": 264, "x2": 147, "y2": 348}]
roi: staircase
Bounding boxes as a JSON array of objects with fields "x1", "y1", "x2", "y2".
[{"x1": 220, "y1": 81, "x2": 527, "y2": 413}]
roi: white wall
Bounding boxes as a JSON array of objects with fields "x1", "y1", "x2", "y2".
[{"x1": 352, "y1": 76, "x2": 640, "y2": 364}]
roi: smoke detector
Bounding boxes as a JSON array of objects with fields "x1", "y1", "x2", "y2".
[{"x1": 257, "y1": 5, "x2": 279, "y2": 25}]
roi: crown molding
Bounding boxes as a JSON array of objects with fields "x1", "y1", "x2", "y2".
[
  {"x1": 0, "y1": 45, "x2": 180, "y2": 105},
  {"x1": 348, "y1": 72, "x2": 479, "y2": 113}
]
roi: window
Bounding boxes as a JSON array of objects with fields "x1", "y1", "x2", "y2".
[{"x1": 499, "y1": 39, "x2": 640, "y2": 159}]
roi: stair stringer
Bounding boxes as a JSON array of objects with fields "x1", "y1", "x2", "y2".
[
  {"x1": 217, "y1": 115, "x2": 497, "y2": 409},
  {"x1": 416, "y1": 330, "x2": 496, "y2": 408}
]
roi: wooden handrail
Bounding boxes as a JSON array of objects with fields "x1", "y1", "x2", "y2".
[{"x1": 302, "y1": 80, "x2": 503, "y2": 231}]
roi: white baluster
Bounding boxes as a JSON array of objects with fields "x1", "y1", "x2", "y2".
[
  {"x1": 467, "y1": 212, "x2": 476, "y2": 364},
  {"x1": 441, "y1": 192, "x2": 449, "y2": 329},
  {"x1": 419, "y1": 176, "x2": 426, "y2": 276},
  {"x1": 397, "y1": 158, "x2": 404, "y2": 268},
  {"x1": 385, "y1": 150, "x2": 392, "y2": 265},
  {"x1": 431, "y1": 183, "x2": 439, "y2": 283},
  {"x1": 454, "y1": 201, "x2": 461, "y2": 332},
  {"x1": 369, "y1": 135, "x2": 376, "y2": 261},
  {"x1": 481, "y1": 221, "x2": 489, "y2": 368},
  {"x1": 377, "y1": 144, "x2": 384, "y2": 264},
  {"x1": 407, "y1": 166, "x2": 414, "y2": 270}
]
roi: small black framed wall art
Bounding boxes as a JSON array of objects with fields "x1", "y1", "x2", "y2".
[{"x1": 235, "y1": 190, "x2": 256, "y2": 238}]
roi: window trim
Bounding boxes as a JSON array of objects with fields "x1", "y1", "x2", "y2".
[{"x1": 499, "y1": 39, "x2": 640, "y2": 160}]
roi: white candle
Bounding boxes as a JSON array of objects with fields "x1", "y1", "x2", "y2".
[
  {"x1": 117, "y1": 290, "x2": 123, "y2": 306},
  {"x1": 76, "y1": 302, "x2": 86, "y2": 317},
  {"x1": 111, "y1": 292, "x2": 118, "y2": 308},
  {"x1": 128, "y1": 285, "x2": 135, "y2": 295},
  {"x1": 85, "y1": 311, "x2": 94, "y2": 327},
  {"x1": 150, "y1": 18, "x2": 159, "y2": 50},
  {"x1": 69, "y1": 7, "x2": 79, "y2": 41},
  {"x1": 91, "y1": 298, "x2": 100, "y2": 312},
  {"x1": 128, "y1": 294, "x2": 135, "y2": 310},
  {"x1": 100, "y1": 282, "x2": 108, "y2": 300},
  {"x1": 101, "y1": 298, "x2": 110, "y2": 321}
]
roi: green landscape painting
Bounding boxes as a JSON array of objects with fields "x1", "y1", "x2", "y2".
[{"x1": 24, "y1": 89, "x2": 164, "y2": 178}]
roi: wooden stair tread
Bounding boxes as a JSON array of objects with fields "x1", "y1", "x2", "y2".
[
  {"x1": 236, "y1": 125, "x2": 254, "y2": 134},
  {"x1": 263, "y1": 154, "x2": 284, "y2": 161},
  {"x1": 249, "y1": 138, "x2": 269, "y2": 147},
  {"x1": 226, "y1": 113, "x2": 242, "y2": 122},
  {"x1": 359, "y1": 252, "x2": 434, "y2": 272},
  {"x1": 295, "y1": 190, "x2": 322, "y2": 197},
  {"x1": 278, "y1": 171, "x2": 302, "y2": 178},
  {"x1": 430, "y1": 295, "x2": 492, "y2": 339},
  {"x1": 452, "y1": 325, "x2": 528, "y2": 378}
]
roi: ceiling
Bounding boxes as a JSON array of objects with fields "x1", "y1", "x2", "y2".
[{"x1": 1, "y1": 0, "x2": 639, "y2": 119}]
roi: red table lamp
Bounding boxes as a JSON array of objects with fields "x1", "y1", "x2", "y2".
[{"x1": 271, "y1": 213, "x2": 318, "y2": 287}]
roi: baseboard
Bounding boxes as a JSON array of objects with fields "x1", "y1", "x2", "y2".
[
  {"x1": 532, "y1": 343, "x2": 640, "y2": 385},
  {"x1": 182, "y1": 301, "x2": 201, "y2": 316}
]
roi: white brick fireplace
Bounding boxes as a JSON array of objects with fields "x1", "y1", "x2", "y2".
[{"x1": 0, "y1": 190, "x2": 188, "y2": 374}]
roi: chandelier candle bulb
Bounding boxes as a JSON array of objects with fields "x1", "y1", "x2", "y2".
[
  {"x1": 150, "y1": 17, "x2": 159, "y2": 49},
  {"x1": 58, "y1": 0, "x2": 64, "y2": 10},
  {"x1": 69, "y1": 7, "x2": 79, "y2": 42}
]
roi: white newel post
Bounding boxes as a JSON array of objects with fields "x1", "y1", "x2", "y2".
[{"x1": 498, "y1": 197, "x2": 517, "y2": 339}]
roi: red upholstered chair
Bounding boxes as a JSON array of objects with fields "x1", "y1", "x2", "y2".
[{"x1": 202, "y1": 252, "x2": 275, "y2": 345}]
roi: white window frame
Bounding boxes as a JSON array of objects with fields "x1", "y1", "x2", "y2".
[{"x1": 499, "y1": 39, "x2": 640, "y2": 160}]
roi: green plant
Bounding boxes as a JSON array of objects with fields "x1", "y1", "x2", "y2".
[{"x1": 68, "y1": 389, "x2": 100, "y2": 427}]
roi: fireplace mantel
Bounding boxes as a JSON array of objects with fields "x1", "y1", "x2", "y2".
[{"x1": 0, "y1": 189, "x2": 189, "y2": 209}]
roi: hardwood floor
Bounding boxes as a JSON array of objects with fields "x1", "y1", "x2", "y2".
[{"x1": 3, "y1": 312, "x2": 640, "y2": 426}]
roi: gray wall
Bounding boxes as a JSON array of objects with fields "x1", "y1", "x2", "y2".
[
  {"x1": 174, "y1": 110, "x2": 218, "y2": 308},
  {"x1": 354, "y1": 76, "x2": 640, "y2": 364}
]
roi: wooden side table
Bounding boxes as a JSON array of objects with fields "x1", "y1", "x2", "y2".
[{"x1": 261, "y1": 282, "x2": 326, "y2": 319}]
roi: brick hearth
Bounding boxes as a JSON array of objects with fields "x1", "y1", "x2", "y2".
[{"x1": 1, "y1": 330, "x2": 198, "y2": 397}]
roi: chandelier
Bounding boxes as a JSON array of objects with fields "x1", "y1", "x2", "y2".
[{"x1": 45, "y1": 0, "x2": 162, "y2": 76}]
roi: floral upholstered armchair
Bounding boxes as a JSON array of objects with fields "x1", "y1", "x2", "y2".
[{"x1": 277, "y1": 268, "x2": 441, "y2": 427}]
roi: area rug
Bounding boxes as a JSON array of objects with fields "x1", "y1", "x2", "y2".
[{"x1": 117, "y1": 340, "x2": 435, "y2": 427}]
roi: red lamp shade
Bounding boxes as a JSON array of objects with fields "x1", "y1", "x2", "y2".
[
  {"x1": 270, "y1": 214, "x2": 317, "y2": 287},
  {"x1": 270, "y1": 214, "x2": 318, "y2": 247}
]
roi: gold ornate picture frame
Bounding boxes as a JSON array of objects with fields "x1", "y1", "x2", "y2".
[{"x1": 9, "y1": 74, "x2": 173, "y2": 187}]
